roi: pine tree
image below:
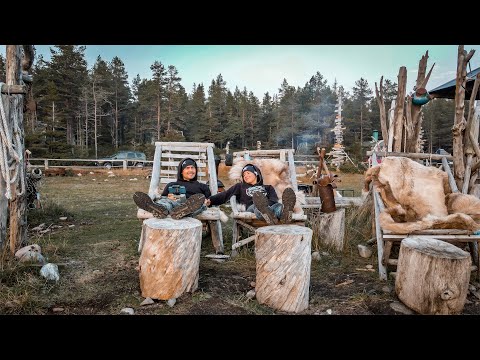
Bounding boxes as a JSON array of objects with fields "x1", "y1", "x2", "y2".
[
  {"x1": 0, "y1": 54, "x2": 5, "y2": 82},
  {"x1": 150, "y1": 61, "x2": 167, "y2": 141},
  {"x1": 109, "y1": 56, "x2": 132, "y2": 148}
]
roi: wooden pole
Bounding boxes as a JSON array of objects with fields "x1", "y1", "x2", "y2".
[
  {"x1": 452, "y1": 45, "x2": 476, "y2": 190},
  {"x1": 375, "y1": 76, "x2": 388, "y2": 145},
  {"x1": 393, "y1": 67, "x2": 407, "y2": 152},
  {"x1": 255, "y1": 225, "x2": 312, "y2": 313},
  {"x1": 5, "y1": 45, "x2": 29, "y2": 254}
]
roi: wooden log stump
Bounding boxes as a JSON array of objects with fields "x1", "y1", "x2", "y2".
[
  {"x1": 139, "y1": 217, "x2": 202, "y2": 300},
  {"x1": 317, "y1": 208, "x2": 345, "y2": 252},
  {"x1": 395, "y1": 236, "x2": 471, "y2": 315},
  {"x1": 255, "y1": 225, "x2": 312, "y2": 313}
]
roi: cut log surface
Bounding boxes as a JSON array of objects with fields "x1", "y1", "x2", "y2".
[
  {"x1": 255, "y1": 225, "x2": 312, "y2": 313},
  {"x1": 395, "y1": 236, "x2": 471, "y2": 315},
  {"x1": 139, "y1": 217, "x2": 202, "y2": 300},
  {"x1": 317, "y1": 208, "x2": 345, "y2": 251}
]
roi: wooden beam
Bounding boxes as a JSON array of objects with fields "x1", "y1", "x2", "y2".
[
  {"x1": 0, "y1": 84, "x2": 26, "y2": 94},
  {"x1": 442, "y1": 157, "x2": 459, "y2": 193},
  {"x1": 393, "y1": 67, "x2": 407, "y2": 152},
  {"x1": 375, "y1": 76, "x2": 388, "y2": 145},
  {"x1": 366, "y1": 151, "x2": 453, "y2": 161}
]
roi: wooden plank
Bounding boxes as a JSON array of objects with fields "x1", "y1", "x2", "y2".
[
  {"x1": 383, "y1": 235, "x2": 480, "y2": 241},
  {"x1": 373, "y1": 188, "x2": 388, "y2": 280},
  {"x1": 383, "y1": 229, "x2": 472, "y2": 235},
  {"x1": 233, "y1": 212, "x2": 307, "y2": 221},
  {"x1": 149, "y1": 145, "x2": 162, "y2": 198},
  {"x1": 161, "y1": 153, "x2": 207, "y2": 160},
  {"x1": 366, "y1": 151, "x2": 454, "y2": 161},
  {"x1": 230, "y1": 196, "x2": 240, "y2": 217},
  {"x1": 159, "y1": 178, "x2": 207, "y2": 184},
  {"x1": 442, "y1": 157, "x2": 459, "y2": 193},
  {"x1": 0, "y1": 84, "x2": 26, "y2": 94},
  {"x1": 233, "y1": 149, "x2": 294, "y2": 157},
  {"x1": 159, "y1": 161, "x2": 206, "y2": 168},
  {"x1": 287, "y1": 150, "x2": 298, "y2": 192},
  {"x1": 155, "y1": 141, "x2": 214, "y2": 148},
  {"x1": 160, "y1": 169, "x2": 207, "y2": 176},
  {"x1": 158, "y1": 145, "x2": 208, "y2": 152},
  {"x1": 206, "y1": 146, "x2": 218, "y2": 195},
  {"x1": 231, "y1": 235, "x2": 255, "y2": 250}
]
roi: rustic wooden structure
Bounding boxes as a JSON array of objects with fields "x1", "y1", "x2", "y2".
[
  {"x1": 395, "y1": 236, "x2": 471, "y2": 314},
  {"x1": 138, "y1": 217, "x2": 202, "y2": 300},
  {"x1": 0, "y1": 45, "x2": 34, "y2": 253},
  {"x1": 229, "y1": 149, "x2": 307, "y2": 255},
  {"x1": 255, "y1": 225, "x2": 312, "y2": 313},
  {"x1": 137, "y1": 141, "x2": 224, "y2": 254},
  {"x1": 370, "y1": 153, "x2": 480, "y2": 280}
]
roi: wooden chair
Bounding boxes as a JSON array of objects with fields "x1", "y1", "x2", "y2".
[
  {"x1": 229, "y1": 149, "x2": 308, "y2": 256},
  {"x1": 370, "y1": 154, "x2": 480, "y2": 280},
  {"x1": 137, "y1": 141, "x2": 224, "y2": 254}
]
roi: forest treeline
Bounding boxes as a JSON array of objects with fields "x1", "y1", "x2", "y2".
[{"x1": 0, "y1": 45, "x2": 456, "y2": 160}]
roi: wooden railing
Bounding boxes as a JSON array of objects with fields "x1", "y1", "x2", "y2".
[{"x1": 29, "y1": 158, "x2": 154, "y2": 170}]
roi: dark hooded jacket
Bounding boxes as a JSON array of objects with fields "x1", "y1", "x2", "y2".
[
  {"x1": 208, "y1": 163, "x2": 278, "y2": 208},
  {"x1": 161, "y1": 158, "x2": 211, "y2": 198}
]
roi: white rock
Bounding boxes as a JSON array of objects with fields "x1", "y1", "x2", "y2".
[
  {"x1": 92, "y1": 179, "x2": 96, "y2": 181},
  {"x1": 52, "y1": 307, "x2": 64, "y2": 313},
  {"x1": 107, "y1": 171, "x2": 113, "y2": 174},
  {"x1": 104, "y1": 179, "x2": 108, "y2": 182},
  {"x1": 40, "y1": 263, "x2": 60, "y2": 281},
  {"x1": 390, "y1": 301, "x2": 414, "y2": 315},
  {"x1": 311, "y1": 251, "x2": 321, "y2": 261},
  {"x1": 15, "y1": 244, "x2": 41, "y2": 259},
  {"x1": 321, "y1": 251, "x2": 329, "y2": 256},
  {"x1": 167, "y1": 298, "x2": 176, "y2": 307},
  {"x1": 31, "y1": 224, "x2": 46, "y2": 231},
  {"x1": 326, "y1": 309, "x2": 333, "y2": 315},
  {"x1": 59, "y1": 217, "x2": 67, "y2": 221},
  {"x1": 77, "y1": 173, "x2": 82, "y2": 176},
  {"x1": 108, "y1": 174, "x2": 115, "y2": 177},
  {"x1": 140, "y1": 297, "x2": 155, "y2": 306},
  {"x1": 89, "y1": 172, "x2": 94, "y2": 175},
  {"x1": 246, "y1": 290, "x2": 256, "y2": 299},
  {"x1": 120, "y1": 307, "x2": 134, "y2": 315},
  {"x1": 68, "y1": 225, "x2": 75, "y2": 228},
  {"x1": 358, "y1": 244, "x2": 372, "y2": 258},
  {"x1": 129, "y1": 178, "x2": 138, "y2": 181},
  {"x1": 366, "y1": 264, "x2": 373, "y2": 269}
]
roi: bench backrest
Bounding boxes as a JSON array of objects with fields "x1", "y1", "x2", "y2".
[{"x1": 148, "y1": 142, "x2": 218, "y2": 198}]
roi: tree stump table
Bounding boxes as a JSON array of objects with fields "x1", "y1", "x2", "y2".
[
  {"x1": 395, "y1": 236, "x2": 471, "y2": 315},
  {"x1": 255, "y1": 225, "x2": 312, "y2": 313},
  {"x1": 139, "y1": 217, "x2": 203, "y2": 300},
  {"x1": 316, "y1": 208, "x2": 345, "y2": 251}
]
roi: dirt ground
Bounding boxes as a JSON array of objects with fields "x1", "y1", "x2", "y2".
[{"x1": 1, "y1": 166, "x2": 479, "y2": 316}]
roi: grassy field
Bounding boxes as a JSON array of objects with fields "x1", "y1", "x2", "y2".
[{"x1": 1, "y1": 167, "x2": 478, "y2": 315}]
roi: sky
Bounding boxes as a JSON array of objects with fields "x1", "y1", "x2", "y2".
[{"x1": 2, "y1": 45, "x2": 480, "y2": 99}]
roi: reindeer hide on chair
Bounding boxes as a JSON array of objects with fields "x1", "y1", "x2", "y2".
[{"x1": 229, "y1": 158, "x2": 305, "y2": 213}]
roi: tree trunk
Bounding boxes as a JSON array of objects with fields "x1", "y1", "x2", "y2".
[
  {"x1": 139, "y1": 217, "x2": 202, "y2": 300},
  {"x1": 395, "y1": 236, "x2": 471, "y2": 315},
  {"x1": 453, "y1": 45, "x2": 475, "y2": 189},
  {"x1": 393, "y1": 67, "x2": 407, "y2": 152},
  {"x1": 255, "y1": 225, "x2": 312, "y2": 313},
  {"x1": 375, "y1": 77, "x2": 388, "y2": 145},
  {"x1": 316, "y1": 208, "x2": 345, "y2": 252}
]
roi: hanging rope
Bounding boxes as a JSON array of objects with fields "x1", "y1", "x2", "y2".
[{"x1": 0, "y1": 82, "x2": 26, "y2": 199}]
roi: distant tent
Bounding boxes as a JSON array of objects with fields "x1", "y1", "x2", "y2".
[{"x1": 429, "y1": 66, "x2": 480, "y2": 100}]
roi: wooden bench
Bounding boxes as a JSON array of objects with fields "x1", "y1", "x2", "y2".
[
  {"x1": 229, "y1": 149, "x2": 307, "y2": 256},
  {"x1": 136, "y1": 141, "x2": 224, "y2": 254}
]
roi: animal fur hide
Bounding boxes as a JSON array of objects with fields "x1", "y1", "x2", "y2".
[
  {"x1": 229, "y1": 158, "x2": 305, "y2": 213},
  {"x1": 364, "y1": 156, "x2": 480, "y2": 233}
]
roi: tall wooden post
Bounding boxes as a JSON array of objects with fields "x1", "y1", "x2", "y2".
[{"x1": 4, "y1": 45, "x2": 32, "y2": 253}]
